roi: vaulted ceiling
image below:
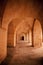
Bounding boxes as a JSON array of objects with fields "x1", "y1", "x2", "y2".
[
  {"x1": 0, "y1": 0, "x2": 43, "y2": 27},
  {"x1": 0, "y1": 0, "x2": 43, "y2": 19},
  {"x1": 0, "y1": 0, "x2": 7, "y2": 18}
]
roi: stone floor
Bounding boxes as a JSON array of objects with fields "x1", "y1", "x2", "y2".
[{"x1": 1, "y1": 44, "x2": 43, "y2": 65}]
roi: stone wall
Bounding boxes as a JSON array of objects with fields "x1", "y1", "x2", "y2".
[{"x1": 0, "y1": 28, "x2": 7, "y2": 63}]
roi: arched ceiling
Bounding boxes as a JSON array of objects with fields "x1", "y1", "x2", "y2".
[
  {"x1": 0, "y1": 0, "x2": 8, "y2": 19},
  {"x1": 0, "y1": 0, "x2": 43, "y2": 28},
  {"x1": 0, "y1": 0, "x2": 43, "y2": 19},
  {"x1": 0, "y1": 0, "x2": 8, "y2": 27},
  {"x1": 8, "y1": 17, "x2": 34, "y2": 32}
]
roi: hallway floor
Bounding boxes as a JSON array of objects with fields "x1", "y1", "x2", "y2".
[{"x1": 1, "y1": 44, "x2": 43, "y2": 65}]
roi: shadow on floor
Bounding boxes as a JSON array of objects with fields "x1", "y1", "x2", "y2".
[
  {"x1": 1, "y1": 47, "x2": 16, "y2": 65},
  {"x1": 1, "y1": 47, "x2": 43, "y2": 65}
]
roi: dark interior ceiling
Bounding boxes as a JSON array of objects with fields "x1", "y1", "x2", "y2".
[
  {"x1": 0, "y1": 0, "x2": 43, "y2": 21},
  {"x1": 0, "y1": 0, "x2": 8, "y2": 18}
]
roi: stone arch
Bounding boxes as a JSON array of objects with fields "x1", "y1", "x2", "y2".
[
  {"x1": 33, "y1": 19, "x2": 42, "y2": 47},
  {"x1": 15, "y1": 20, "x2": 32, "y2": 47},
  {"x1": 7, "y1": 20, "x2": 22, "y2": 47},
  {"x1": 7, "y1": 17, "x2": 34, "y2": 47},
  {"x1": 7, "y1": 18, "x2": 22, "y2": 47}
]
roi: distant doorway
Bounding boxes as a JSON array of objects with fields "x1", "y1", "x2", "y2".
[{"x1": 21, "y1": 36, "x2": 24, "y2": 40}]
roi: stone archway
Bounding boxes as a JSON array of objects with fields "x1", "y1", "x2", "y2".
[
  {"x1": 15, "y1": 20, "x2": 32, "y2": 47},
  {"x1": 7, "y1": 17, "x2": 33, "y2": 47},
  {"x1": 33, "y1": 19, "x2": 42, "y2": 47},
  {"x1": 7, "y1": 18, "x2": 42, "y2": 48}
]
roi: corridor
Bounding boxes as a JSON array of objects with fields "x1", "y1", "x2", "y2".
[
  {"x1": 0, "y1": 0, "x2": 43, "y2": 65},
  {"x1": 1, "y1": 44, "x2": 43, "y2": 65}
]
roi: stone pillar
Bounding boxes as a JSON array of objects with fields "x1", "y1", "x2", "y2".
[
  {"x1": 27, "y1": 33, "x2": 29, "y2": 42},
  {"x1": 14, "y1": 32, "x2": 16, "y2": 47},
  {"x1": 29, "y1": 31, "x2": 31, "y2": 43}
]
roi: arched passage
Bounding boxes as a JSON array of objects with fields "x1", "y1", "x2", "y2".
[
  {"x1": 7, "y1": 18, "x2": 42, "y2": 48},
  {"x1": 7, "y1": 17, "x2": 34, "y2": 47},
  {"x1": 33, "y1": 19, "x2": 42, "y2": 47},
  {"x1": 7, "y1": 18, "x2": 22, "y2": 47},
  {"x1": 16, "y1": 21, "x2": 32, "y2": 47},
  {"x1": 0, "y1": 0, "x2": 43, "y2": 63}
]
